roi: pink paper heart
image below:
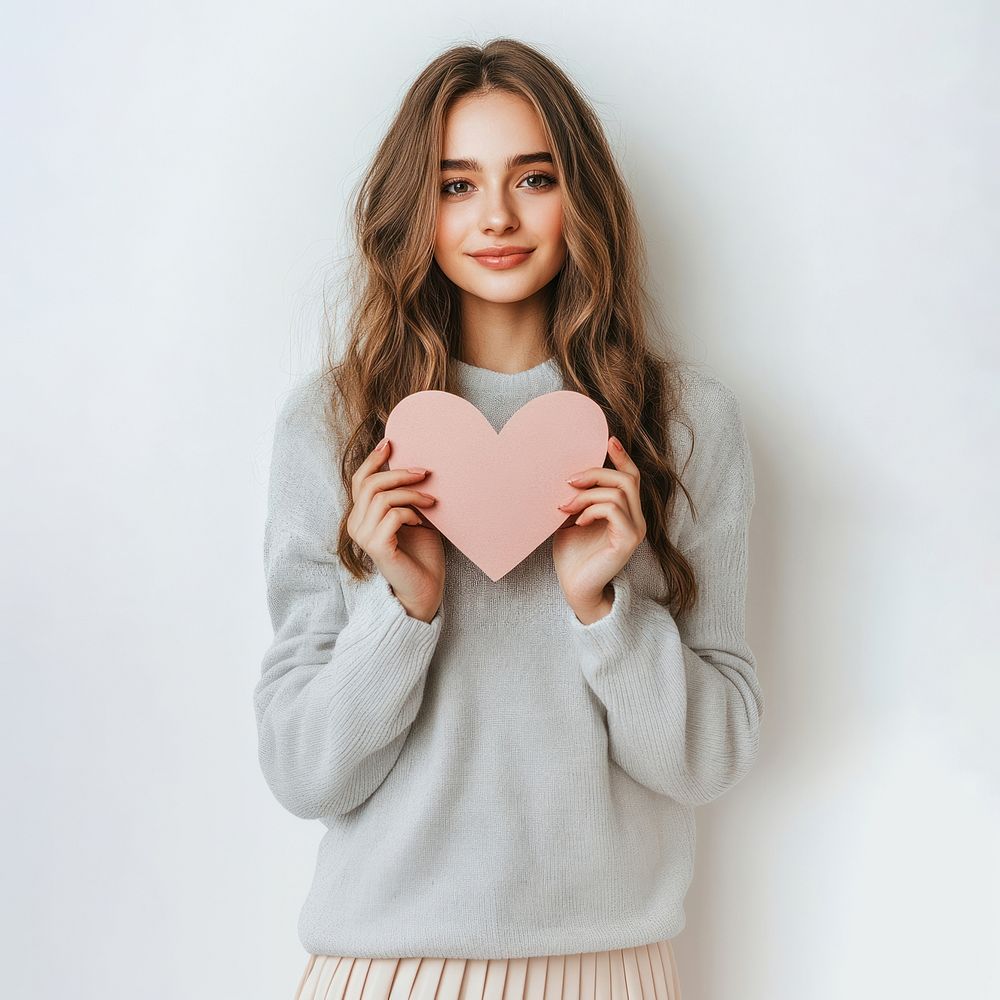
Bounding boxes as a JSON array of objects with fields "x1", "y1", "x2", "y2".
[{"x1": 383, "y1": 390, "x2": 610, "y2": 581}]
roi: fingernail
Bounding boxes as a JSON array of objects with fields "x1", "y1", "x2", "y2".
[
  {"x1": 566, "y1": 477, "x2": 582, "y2": 485},
  {"x1": 611, "y1": 437, "x2": 623, "y2": 450},
  {"x1": 377, "y1": 438, "x2": 388, "y2": 450},
  {"x1": 407, "y1": 467, "x2": 427, "y2": 475}
]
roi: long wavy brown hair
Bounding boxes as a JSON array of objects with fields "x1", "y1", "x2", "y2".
[{"x1": 316, "y1": 37, "x2": 702, "y2": 616}]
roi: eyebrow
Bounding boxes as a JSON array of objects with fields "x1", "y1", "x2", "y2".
[{"x1": 439, "y1": 151, "x2": 554, "y2": 172}]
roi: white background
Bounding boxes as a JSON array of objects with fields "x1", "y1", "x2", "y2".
[{"x1": 2, "y1": 2, "x2": 997, "y2": 998}]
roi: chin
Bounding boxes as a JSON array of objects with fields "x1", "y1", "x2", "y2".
[
  {"x1": 474, "y1": 288, "x2": 542, "y2": 304},
  {"x1": 462, "y1": 262, "x2": 560, "y2": 292},
  {"x1": 468, "y1": 276, "x2": 553, "y2": 302}
]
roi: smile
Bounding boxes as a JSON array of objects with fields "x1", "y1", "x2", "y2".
[{"x1": 468, "y1": 250, "x2": 535, "y2": 270}]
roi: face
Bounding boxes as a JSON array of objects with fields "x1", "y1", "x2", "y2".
[{"x1": 434, "y1": 90, "x2": 567, "y2": 306}]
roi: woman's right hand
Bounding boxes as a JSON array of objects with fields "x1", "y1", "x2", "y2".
[{"x1": 346, "y1": 438, "x2": 445, "y2": 623}]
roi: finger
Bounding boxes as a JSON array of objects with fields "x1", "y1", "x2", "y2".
[
  {"x1": 574, "y1": 501, "x2": 633, "y2": 536},
  {"x1": 567, "y1": 456, "x2": 642, "y2": 527},
  {"x1": 356, "y1": 465, "x2": 431, "y2": 509},
  {"x1": 371, "y1": 505, "x2": 421, "y2": 555},
  {"x1": 558, "y1": 487, "x2": 629, "y2": 518},
  {"x1": 605, "y1": 436, "x2": 644, "y2": 526},
  {"x1": 351, "y1": 435, "x2": 430, "y2": 498},
  {"x1": 608, "y1": 435, "x2": 640, "y2": 476},
  {"x1": 568, "y1": 440, "x2": 639, "y2": 494},
  {"x1": 352, "y1": 437, "x2": 394, "y2": 499},
  {"x1": 358, "y1": 487, "x2": 436, "y2": 540}
]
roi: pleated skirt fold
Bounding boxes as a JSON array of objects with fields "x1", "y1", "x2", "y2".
[{"x1": 295, "y1": 941, "x2": 682, "y2": 1000}]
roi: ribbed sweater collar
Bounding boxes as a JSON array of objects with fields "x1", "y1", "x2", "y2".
[
  {"x1": 447, "y1": 356, "x2": 564, "y2": 434},
  {"x1": 448, "y1": 355, "x2": 563, "y2": 396}
]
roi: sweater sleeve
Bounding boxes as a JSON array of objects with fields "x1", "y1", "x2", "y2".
[
  {"x1": 253, "y1": 381, "x2": 444, "y2": 820},
  {"x1": 564, "y1": 380, "x2": 764, "y2": 807}
]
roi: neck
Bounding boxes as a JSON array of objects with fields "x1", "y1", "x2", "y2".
[{"x1": 456, "y1": 289, "x2": 552, "y2": 374}]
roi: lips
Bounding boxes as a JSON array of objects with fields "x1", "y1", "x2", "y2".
[
  {"x1": 469, "y1": 250, "x2": 533, "y2": 270},
  {"x1": 468, "y1": 246, "x2": 534, "y2": 257}
]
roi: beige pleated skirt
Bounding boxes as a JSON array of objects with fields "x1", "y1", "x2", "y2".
[{"x1": 294, "y1": 940, "x2": 682, "y2": 1000}]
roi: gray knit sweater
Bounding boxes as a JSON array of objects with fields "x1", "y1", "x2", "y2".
[{"x1": 253, "y1": 356, "x2": 764, "y2": 960}]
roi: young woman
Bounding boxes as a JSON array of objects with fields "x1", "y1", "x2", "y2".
[{"x1": 254, "y1": 37, "x2": 764, "y2": 1000}]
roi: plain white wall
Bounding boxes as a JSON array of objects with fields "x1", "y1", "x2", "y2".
[{"x1": 3, "y1": 2, "x2": 996, "y2": 998}]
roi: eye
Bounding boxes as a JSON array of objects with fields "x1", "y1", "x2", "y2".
[
  {"x1": 440, "y1": 178, "x2": 471, "y2": 197},
  {"x1": 521, "y1": 171, "x2": 557, "y2": 190},
  {"x1": 439, "y1": 171, "x2": 559, "y2": 198}
]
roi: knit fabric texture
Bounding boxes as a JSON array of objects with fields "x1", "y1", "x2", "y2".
[{"x1": 253, "y1": 356, "x2": 764, "y2": 959}]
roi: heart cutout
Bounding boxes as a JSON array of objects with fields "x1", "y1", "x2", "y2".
[{"x1": 383, "y1": 390, "x2": 609, "y2": 580}]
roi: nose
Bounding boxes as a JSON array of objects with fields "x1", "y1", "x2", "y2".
[{"x1": 479, "y1": 186, "x2": 518, "y2": 234}]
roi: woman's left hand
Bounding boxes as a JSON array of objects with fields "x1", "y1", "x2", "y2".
[{"x1": 552, "y1": 436, "x2": 647, "y2": 624}]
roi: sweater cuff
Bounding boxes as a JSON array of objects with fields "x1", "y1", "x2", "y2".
[
  {"x1": 332, "y1": 573, "x2": 444, "y2": 714},
  {"x1": 351, "y1": 571, "x2": 443, "y2": 642},
  {"x1": 564, "y1": 572, "x2": 681, "y2": 675},
  {"x1": 314, "y1": 571, "x2": 442, "y2": 749}
]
